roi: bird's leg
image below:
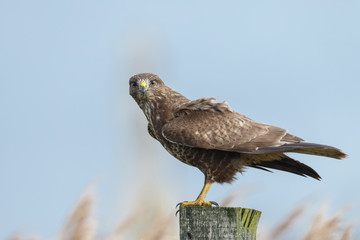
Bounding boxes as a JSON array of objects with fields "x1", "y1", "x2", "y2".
[{"x1": 179, "y1": 180, "x2": 217, "y2": 207}]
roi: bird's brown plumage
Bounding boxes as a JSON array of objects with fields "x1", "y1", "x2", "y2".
[{"x1": 129, "y1": 73, "x2": 346, "y2": 204}]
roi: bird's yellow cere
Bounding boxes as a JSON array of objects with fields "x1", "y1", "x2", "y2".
[{"x1": 140, "y1": 81, "x2": 147, "y2": 89}]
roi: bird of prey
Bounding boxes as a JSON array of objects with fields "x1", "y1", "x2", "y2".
[{"x1": 129, "y1": 73, "x2": 346, "y2": 206}]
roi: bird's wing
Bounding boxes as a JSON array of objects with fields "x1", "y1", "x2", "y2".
[{"x1": 161, "y1": 98, "x2": 303, "y2": 152}]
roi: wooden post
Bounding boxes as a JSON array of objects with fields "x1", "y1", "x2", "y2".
[{"x1": 179, "y1": 206, "x2": 261, "y2": 240}]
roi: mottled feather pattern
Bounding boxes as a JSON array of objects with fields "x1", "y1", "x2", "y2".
[
  {"x1": 162, "y1": 110, "x2": 291, "y2": 152},
  {"x1": 129, "y1": 73, "x2": 346, "y2": 184},
  {"x1": 174, "y1": 97, "x2": 233, "y2": 116}
]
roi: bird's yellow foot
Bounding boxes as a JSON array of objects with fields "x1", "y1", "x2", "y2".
[
  {"x1": 176, "y1": 200, "x2": 219, "y2": 207},
  {"x1": 182, "y1": 200, "x2": 212, "y2": 206},
  {"x1": 175, "y1": 182, "x2": 217, "y2": 216},
  {"x1": 175, "y1": 200, "x2": 219, "y2": 216}
]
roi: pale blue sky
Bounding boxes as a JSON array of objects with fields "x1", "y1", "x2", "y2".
[{"x1": 1, "y1": 0, "x2": 359, "y2": 238}]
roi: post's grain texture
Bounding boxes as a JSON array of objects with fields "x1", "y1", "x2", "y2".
[{"x1": 179, "y1": 206, "x2": 261, "y2": 240}]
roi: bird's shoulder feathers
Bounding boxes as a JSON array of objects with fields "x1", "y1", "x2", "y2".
[{"x1": 162, "y1": 98, "x2": 301, "y2": 152}]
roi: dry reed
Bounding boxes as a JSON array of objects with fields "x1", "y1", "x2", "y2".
[
  {"x1": 57, "y1": 186, "x2": 97, "y2": 240},
  {"x1": 7, "y1": 186, "x2": 355, "y2": 240},
  {"x1": 302, "y1": 205, "x2": 353, "y2": 240}
]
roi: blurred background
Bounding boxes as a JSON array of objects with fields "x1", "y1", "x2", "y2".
[{"x1": 1, "y1": 0, "x2": 359, "y2": 239}]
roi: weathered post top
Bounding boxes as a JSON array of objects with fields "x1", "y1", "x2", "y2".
[{"x1": 179, "y1": 206, "x2": 261, "y2": 240}]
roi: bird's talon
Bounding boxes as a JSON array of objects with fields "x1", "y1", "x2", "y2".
[
  {"x1": 176, "y1": 200, "x2": 217, "y2": 207},
  {"x1": 176, "y1": 201, "x2": 188, "y2": 208}
]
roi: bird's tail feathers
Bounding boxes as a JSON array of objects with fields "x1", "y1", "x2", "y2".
[
  {"x1": 289, "y1": 142, "x2": 346, "y2": 159},
  {"x1": 251, "y1": 142, "x2": 346, "y2": 160},
  {"x1": 250, "y1": 154, "x2": 321, "y2": 180}
]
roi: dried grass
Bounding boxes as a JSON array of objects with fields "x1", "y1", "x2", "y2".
[
  {"x1": 302, "y1": 205, "x2": 353, "y2": 240},
  {"x1": 57, "y1": 186, "x2": 97, "y2": 240},
  {"x1": 7, "y1": 186, "x2": 356, "y2": 240},
  {"x1": 258, "y1": 204, "x2": 354, "y2": 240},
  {"x1": 107, "y1": 204, "x2": 177, "y2": 240},
  {"x1": 268, "y1": 206, "x2": 305, "y2": 239},
  {"x1": 7, "y1": 235, "x2": 39, "y2": 240},
  {"x1": 106, "y1": 208, "x2": 143, "y2": 240}
]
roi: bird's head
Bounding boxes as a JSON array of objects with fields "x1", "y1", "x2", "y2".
[{"x1": 129, "y1": 73, "x2": 165, "y2": 104}]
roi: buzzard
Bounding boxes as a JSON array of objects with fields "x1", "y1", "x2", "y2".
[{"x1": 129, "y1": 73, "x2": 346, "y2": 206}]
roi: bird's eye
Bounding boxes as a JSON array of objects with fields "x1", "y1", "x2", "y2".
[
  {"x1": 150, "y1": 80, "x2": 157, "y2": 86},
  {"x1": 130, "y1": 81, "x2": 137, "y2": 88}
]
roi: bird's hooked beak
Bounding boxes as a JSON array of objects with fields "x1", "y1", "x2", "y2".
[{"x1": 140, "y1": 81, "x2": 148, "y2": 93}]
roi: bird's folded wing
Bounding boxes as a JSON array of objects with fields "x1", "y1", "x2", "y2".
[{"x1": 161, "y1": 108, "x2": 302, "y2": 152}]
